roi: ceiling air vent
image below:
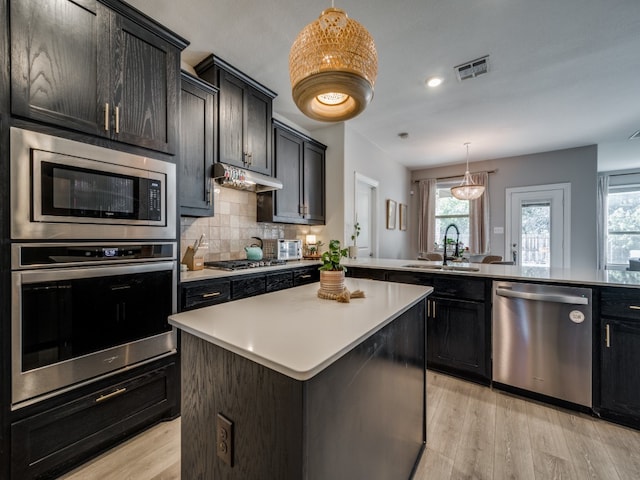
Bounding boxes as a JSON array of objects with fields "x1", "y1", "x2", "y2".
[{"x1": 454, "y1": 55, "x2": 489, "y2": 81}]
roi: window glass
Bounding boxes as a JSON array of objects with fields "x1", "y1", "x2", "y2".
[
  {"x1": 435, "y1": 183, "x2": 469, "y2": 251},
  {"x1": 607, "y1": 186, "x2": 640, "y2": 265}
]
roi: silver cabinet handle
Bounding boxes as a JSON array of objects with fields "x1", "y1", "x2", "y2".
[
  {"x1": 605, "y1": 324, "x2": 611, "y2": 348},
  {"x1": 203, "y1": 291, "x2": 221, "y2": 298},
  {"x1": 104, "y1": 103, "x2": 110, "y2": 131},
  {"x1": 630, "y1": 305, "x2": 640, "y2": 310},
  {"x1": 300, "y1": 274, "x2": 311, "y2": 279},
  {"x1": 115, "y1": 106, "x2": 120, "y2": 134},
  {"x1": 496, "y1": 287, "x2": 588, "y2": 305}
]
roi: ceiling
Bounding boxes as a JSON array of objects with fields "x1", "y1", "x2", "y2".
[{"x1": 127, "y1": 0, "x2": 640, "y2": 171}]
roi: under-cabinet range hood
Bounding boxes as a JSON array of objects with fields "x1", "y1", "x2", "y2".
[{"x1": 212, "y1": 162, "x2": 282, "y2": 193}]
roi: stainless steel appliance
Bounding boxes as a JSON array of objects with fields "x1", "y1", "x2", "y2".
[
  {"x1": 10, "y1": 127, "x2": 176, "y2": 240},
  {"x1": 205, "y1": 259, "x2": 287, "y2": 271},
  {"x1": 11, "y1": 242, "x2": 177, "y2": 408},
  {"x1": 212, "y1": 162, "x2": 282, "y2": 192},
  {"x1": 262, "y1": 239, "x2": 303, "y2": 261},
  {"x1": 493, "y1": 281, "x2": 593, "y2": 407}
]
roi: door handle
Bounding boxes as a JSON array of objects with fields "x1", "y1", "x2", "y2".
[
  {"x1": 605, "y1": 324, "x2": 610, "y2": 348},
  {"x1": 495, "y1": 287, "x2": 588, "y2": 305},
  {"x1": 115, "y1": 106, "x2": 120, "y2": 134},
  {"x1": 104, "y1": 103, "x2": 110, "y2": 131}
]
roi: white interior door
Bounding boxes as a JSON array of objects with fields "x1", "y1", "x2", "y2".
[
  {"x1": 505, "y1": 183, "x2": 571, "y2": 268},
  {"x1": 354, "y1": 173, "x2": 378, "y2": 257}
]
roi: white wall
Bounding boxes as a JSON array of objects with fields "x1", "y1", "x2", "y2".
[
  {"x1": 312, "y1": 123, "x2": 346, "y2": 249},
  {"x1": 411, "y1": 145, "x2": 598, "y2": 269},
  {"x1": 312, "y1": 124, "x2": 412, "y2": 259},
  {"x1": 343, "y1": 125, "x2": 412, "y2": 259}
]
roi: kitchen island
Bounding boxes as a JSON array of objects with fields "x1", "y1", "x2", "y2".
[{"x1": 169, "y1": 278, "x2": 432, "y2": 480}]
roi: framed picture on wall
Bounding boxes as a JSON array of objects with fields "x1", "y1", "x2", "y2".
[
  {"x1": 386, "y1": 199, "x2": 397, "y2": 229},
  {"x1": 399, "y1": 203, "x2": 407, "y2": 231}
]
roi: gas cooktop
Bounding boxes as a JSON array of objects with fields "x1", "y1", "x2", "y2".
[{"x1": 204, "y1": 259, "x2": 287, "y2": 271}]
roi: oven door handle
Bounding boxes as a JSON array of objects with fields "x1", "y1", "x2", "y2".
[{"x1": 17, "y1": 261, "x2": 176, "y2": 284}]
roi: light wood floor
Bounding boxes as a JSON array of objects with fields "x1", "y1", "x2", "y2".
[{"x1": 59, "y1": 371, "x2": 640, "y2": 480}]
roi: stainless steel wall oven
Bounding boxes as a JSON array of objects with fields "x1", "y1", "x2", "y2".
[
  {"x1": 11, "y1": 243, "x2": 177, "y2": 408},
  {"x1": 9, "y1": 128, "x2": 179, "y2": 409}
]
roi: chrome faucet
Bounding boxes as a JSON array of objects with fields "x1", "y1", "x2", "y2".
[{"x1": 443, "y1": 223, "x2": 460, "y2": 266}]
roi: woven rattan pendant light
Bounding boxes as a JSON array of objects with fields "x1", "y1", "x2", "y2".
[
  {"x1": 289, "y1": 2, "x2": 378, "y2": 122},
  {"x1": 451, "y1": 143, "x2": 485, "y2": 200}
]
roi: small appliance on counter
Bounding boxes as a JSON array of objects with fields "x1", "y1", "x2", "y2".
[{"x1": 262, "y1": 239, "x2": 302, "y2": 261}]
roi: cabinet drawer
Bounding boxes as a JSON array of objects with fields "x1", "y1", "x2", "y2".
[
  {"x1": 601, "y1": 287, "x2": 640, "y2": 321},
  {"x1": 432, "y1": 276, "x2": 485, "y2": 301},
  {"x1": 11, "y1": 363, "x2": 176, "y2": 479},
  {"x1": 386, "y1": 271, "x2": 433, "y2": 286},
  {"x1": 231, "y1": 274, "x2": 266, "y2": 300},
  {"x1": 266, "y1": 272, "x2": 294, "y2": 292},
  {"x1": 182, "y1": 280, "x2": 231, "y2": 310},
  {"x1": 387, "y1": 271, "x2": 485, "y2": 301},
  {"x1": 349, "y1": 267, "x2": 387, "y2": 281},
  {"x1": 294, "y1": 267, "x2": 320, "y2": 286}
]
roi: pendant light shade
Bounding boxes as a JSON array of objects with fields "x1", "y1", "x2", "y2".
[
  {"x1": 451, "y1": 143, "x2": 485, "y2": 200},
  {"x1": 289, "y1": 5, "x2": 378, "y2": 122}
]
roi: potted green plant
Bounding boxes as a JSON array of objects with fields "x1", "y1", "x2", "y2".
[
  {"x1": 349, "y1": 222, "x2": 360, "y2": 258},
  {"x1": 319, "y1": 239, "x2": 348, "y2": 294}
]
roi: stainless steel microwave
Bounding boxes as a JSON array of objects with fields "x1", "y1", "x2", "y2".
[{"x1": 10, "y1": 127, "x2": 176, "y2": 240}]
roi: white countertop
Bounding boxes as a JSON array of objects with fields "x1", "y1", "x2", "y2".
[
  {"x1": 343, "y1": 257, "x2": 640, "y2": 288},
  {"x1": 169, "y1": 278, "x2": 432, "y2": 380}
]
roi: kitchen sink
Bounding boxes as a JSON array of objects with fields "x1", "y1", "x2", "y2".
[{"x1": 402, "y1": 264, "x2": 480, "y2": 272}]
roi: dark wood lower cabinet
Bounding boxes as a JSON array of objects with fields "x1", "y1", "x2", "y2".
[
  {"x1": 384, "y1": 269, "x2": 491, "y2": 384},
  {"x1": 180, "y1": 301, "x2": 426, "y2": 480},
  {"x1": 427, "y1": 296, "x2": 488, "y2": 382},
  {"x1": 599, "y1": 317, "x2": 640, "y2": 428},
  {"x1": 11, "y1": 360, "x2": 178, "y2": 479}
]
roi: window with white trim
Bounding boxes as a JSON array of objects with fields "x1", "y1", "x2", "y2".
[
  {"x1": 606, "y1": 181, "x2": 640, "y2": 267},
  {"x1": 435, "y1": 181, "x2": 470, "y2": 251}
]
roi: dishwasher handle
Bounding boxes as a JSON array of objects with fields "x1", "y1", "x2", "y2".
[{"x1": 495, "y1": 286, "x2": 589, "y2": 305}]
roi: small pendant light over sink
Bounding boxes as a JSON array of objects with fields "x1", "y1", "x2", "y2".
[
  {"x1": 451, "y1": 143, "x2": 485, "y2": 200},
  {"x1": 289, "y1": 1, "x2": 378, "y2": 122}
]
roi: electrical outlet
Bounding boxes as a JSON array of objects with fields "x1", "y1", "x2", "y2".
[{"x1": 216, "y1": 413, "x2": 234, "y2": 467}]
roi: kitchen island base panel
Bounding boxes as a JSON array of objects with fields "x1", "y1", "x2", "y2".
[{"x1": 180, "y1": 300, "x2": 426, "y2": 480}]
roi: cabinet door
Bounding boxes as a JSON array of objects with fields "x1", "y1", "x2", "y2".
[
  {"x1": 600, "y1": 318, "x2": 640, "y2": 417},
  {"x1": 273, "y1": 127, "x2": 304, "y2": 222},
  {"x1": 217, "y1": 68, "x2": 246, "y2": 168},
  {"x1": 266, "y1": 272, "x2": 294, "y2": 292},
  {"x1": 180, "y1": 74, "x2": 216, "y2": 216},
  {"x1": 245, "y1": 88, "x2": 273, "y2": 175},
  {"x1": 182, "y1": 279, "x2": 231, "y2": 311},
  {"x1": 231, "y1": 275, "x2": 266, "y2": 300},
  {"x1": 10, "y1": 0, "x2": 109, "y2": 136},
  {"x1": 111, "y1": 13, "x2": 179, "y2": 154},
  {"x1": 293, "y1": 266, "x2": 320, "y2": 286},
  {"x1": 427, "y1": 297, "x2": 487, "y2": 379},
  {"x1": 302, "y1": 141, "x2": 326, "y2": 224}
]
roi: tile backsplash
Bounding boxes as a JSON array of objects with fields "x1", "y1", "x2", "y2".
[{"x1": 180, "y1": 187, "x2": 325, "y2": 263}]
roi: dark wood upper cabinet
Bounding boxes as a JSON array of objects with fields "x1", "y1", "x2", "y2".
[
  {"x1": 195, "y1": 55, "x2": 276, "y2": 176},
  {"x1": 10, "y1": 0, "x2": 185, "y2": 154},
  {"x1": 257, "y1": 120, "x2": 326, "y2": 225},
  {"x1": 179, "y1": 72, "x2": 218, "y2": 217}
]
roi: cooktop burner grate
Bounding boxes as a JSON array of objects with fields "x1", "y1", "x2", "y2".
[{"x1": 204, "y1": 259, "x2": 287, "y2": 271}]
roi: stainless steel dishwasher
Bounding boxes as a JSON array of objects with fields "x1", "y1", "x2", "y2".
[{"x1": 492, "y1": 281, "x2": 592, "y2": 407}]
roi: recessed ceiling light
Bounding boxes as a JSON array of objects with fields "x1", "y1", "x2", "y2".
[{"x1": 426, "y1": 77, "x2": 443, "y2": 88}]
